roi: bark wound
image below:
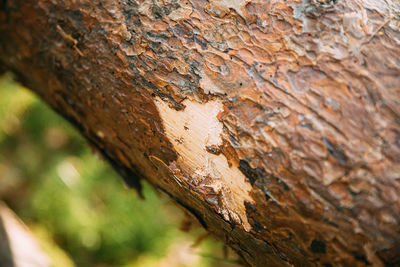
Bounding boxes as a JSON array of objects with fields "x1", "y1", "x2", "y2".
[{"x1": 155, "y1": 98, "x2": 253, "y2": 231}]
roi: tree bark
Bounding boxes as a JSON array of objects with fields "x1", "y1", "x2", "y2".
[{"x1": 1, "y1": 0, "x2": 400, "y2": 266}]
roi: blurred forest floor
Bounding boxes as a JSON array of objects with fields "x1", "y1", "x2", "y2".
[{"x1": 0, "y1": 73, "x2": 241, "y2": 267}]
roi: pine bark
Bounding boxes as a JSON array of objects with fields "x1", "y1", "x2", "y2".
[{"x1": 1, "y1": 0, "x2": 400, "y2": 266}]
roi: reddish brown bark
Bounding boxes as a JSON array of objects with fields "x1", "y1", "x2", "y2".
[{"x1": 1, "y1": 0, "x2": 400, "y2": 266}]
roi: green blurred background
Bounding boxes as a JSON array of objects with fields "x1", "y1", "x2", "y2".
[{"x1": 0, "y1": 73, "x2": 240, "y2": 267}]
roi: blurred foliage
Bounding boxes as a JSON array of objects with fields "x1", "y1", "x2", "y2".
[{"x1": 0, "y1": 73, "x2": 241, "y2": 267}]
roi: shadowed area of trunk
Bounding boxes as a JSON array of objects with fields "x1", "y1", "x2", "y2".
[{"x1": 0, "y1": 216, "x2": 14, "y2": 267}]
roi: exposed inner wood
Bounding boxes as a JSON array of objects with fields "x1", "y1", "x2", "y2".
[{"x1": 155, "y1": 98, "x2": 253, "y2": 231}]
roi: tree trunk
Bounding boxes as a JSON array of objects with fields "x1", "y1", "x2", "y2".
[
  {"x1": 0, "y1": 202, "x2": 52, "y2": 267},
  {"x1": 1, "y1": 0, "x2": 399, "y2": 266}
]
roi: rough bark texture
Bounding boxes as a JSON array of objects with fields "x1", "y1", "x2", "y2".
[{"x1": 1, "y1": 0, "x2": 400, "y2": 266}]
